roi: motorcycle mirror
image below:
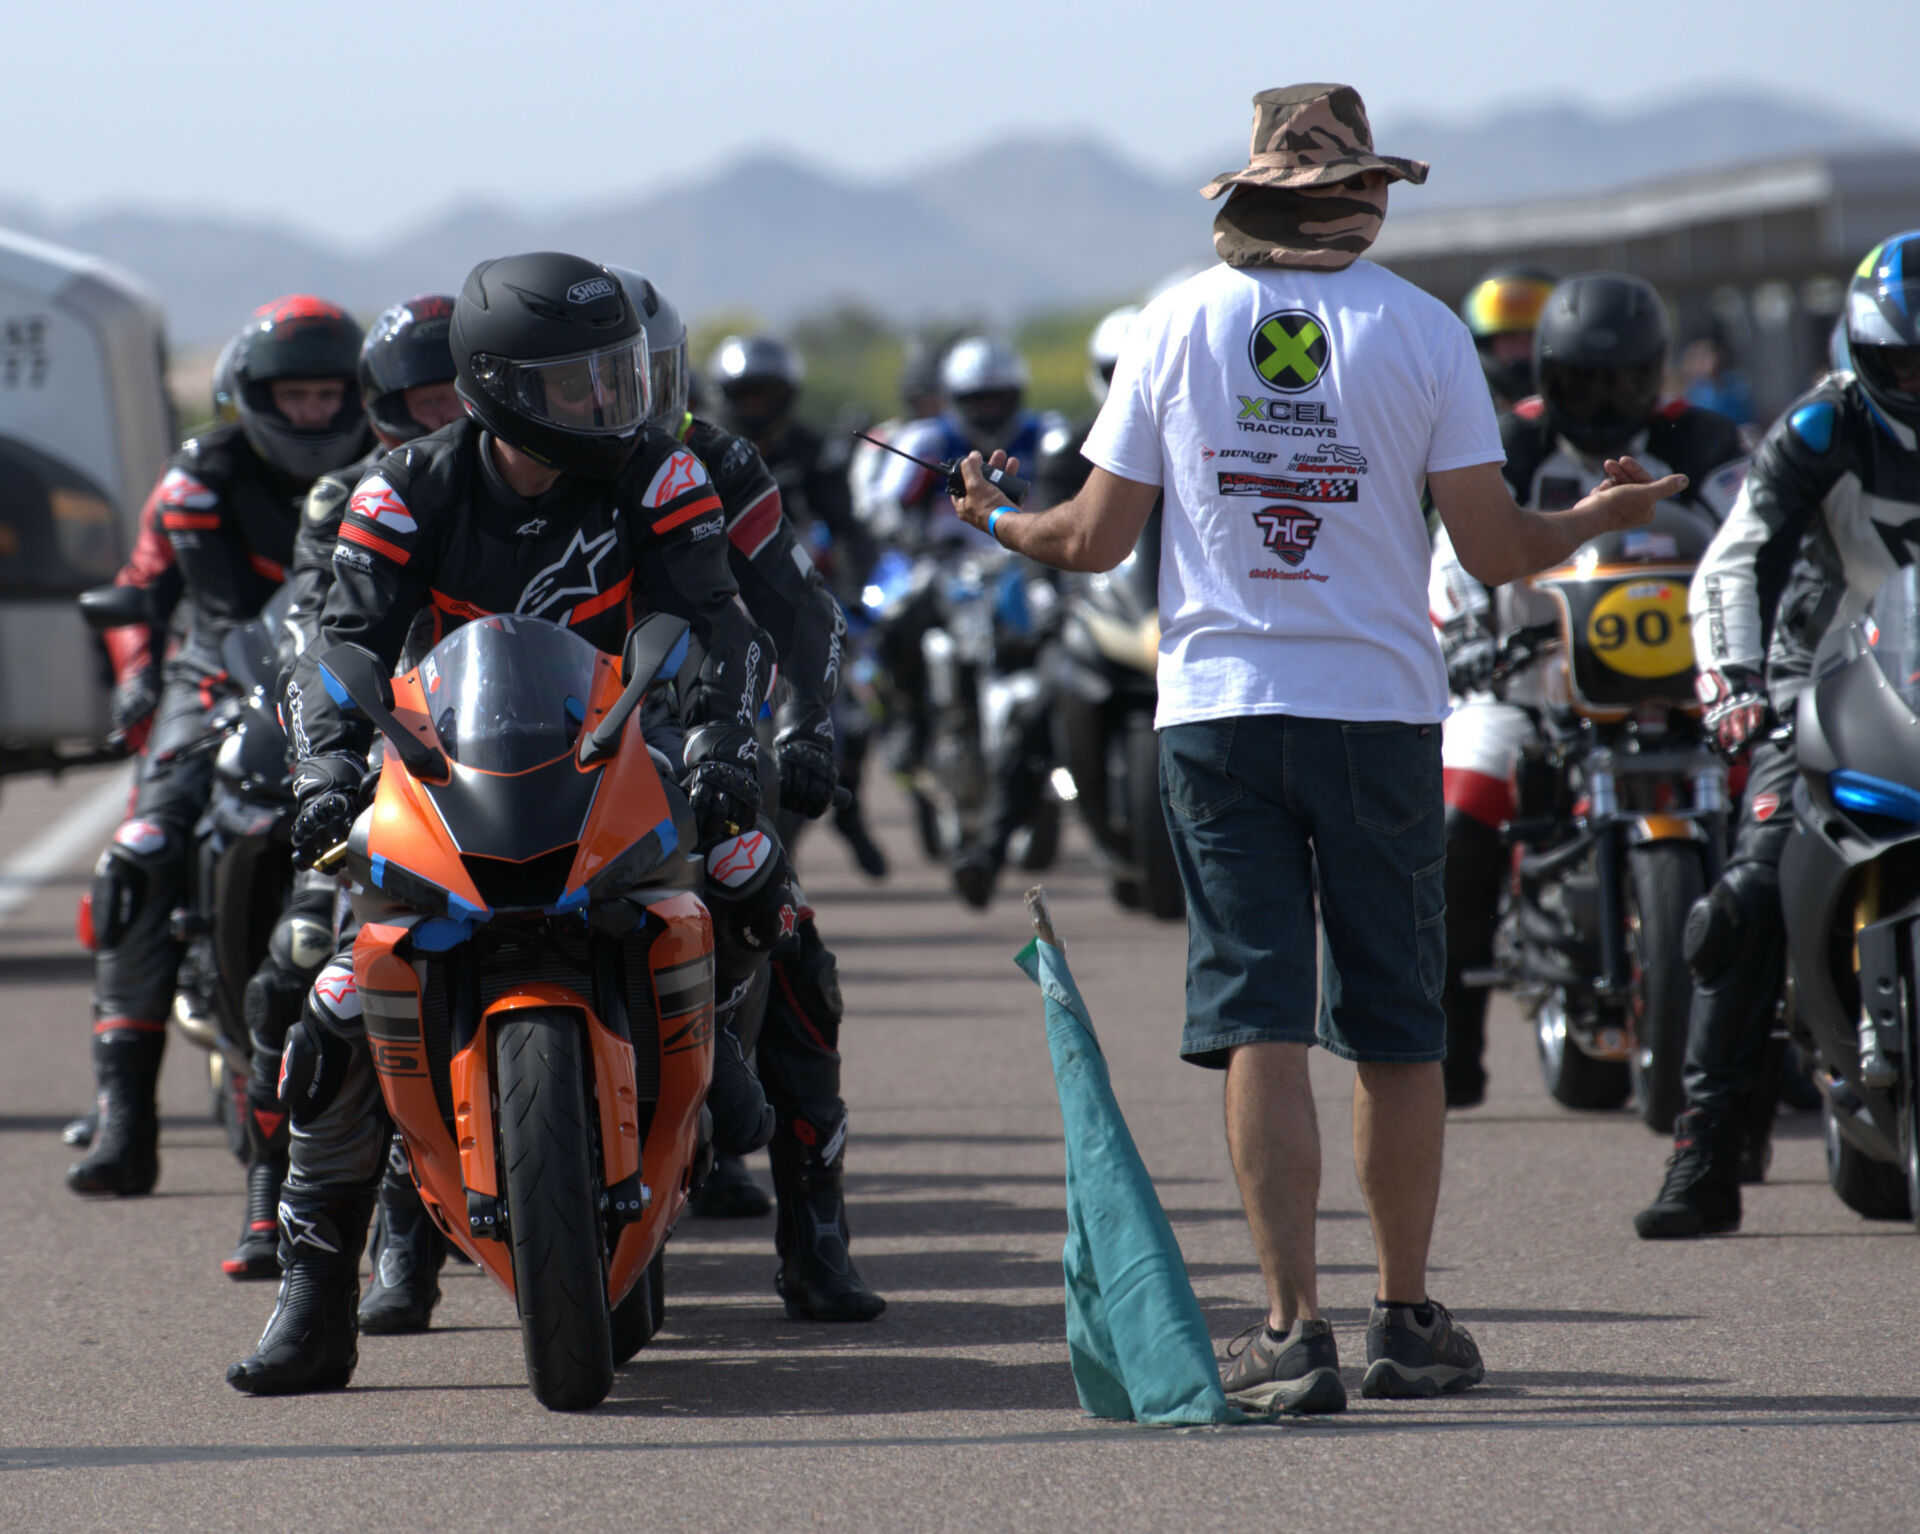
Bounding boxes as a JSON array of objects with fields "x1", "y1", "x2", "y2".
[
  {"x1": 314, "y1": 643, "x2": 448, "y2": 782},
  {"x1": 584, "y1": 613, "x2": 694, "y2": 767},
  {"x1": 77, "y1": 583, "x2": 154, "y2": 633}
]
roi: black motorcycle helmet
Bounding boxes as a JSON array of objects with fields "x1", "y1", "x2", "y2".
[
  {"x1": 230, "y1": 296, "x2": 368, "y2": 479},
  {"x1": 1846, "y1": 230, "x2": 1920, "y2": 433},
  {"x1": 1535, "y1": 273, "x2": 1671, "y2": 458},
  {"x1": 709, "y1": 334, "x2": 804, "y2": 438},
  {"x1": 451, "y1": 252, "x2": 651, "y2": 481},
  {"x1": 1461, "y1": 262, "x2": 1557, "y2": 406},
  {"x1": 603, "y1": 267, "x2": 689, "y2": 431},
  {"x1": 359, "y1": 294, "x2": 456, "y2": 444}
]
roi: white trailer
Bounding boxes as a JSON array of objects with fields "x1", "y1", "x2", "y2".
[{"x1": 0, "y1": 226, "x2": 172, "y2": 775}]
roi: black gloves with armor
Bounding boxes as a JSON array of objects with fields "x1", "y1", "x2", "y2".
[
  {"x1": 289, "y1": 752, "x2": 369, "y2": 869},
  {"x1": 774, "y1": 704, "x2": 838, "y2": 821},
  {"x1": 1443, "y1": 620, "x2": 1498, "y2": 698},
  {"x1": 109, "y1": 665, "x2": 161, "y2": 753},
  {"x1": 684, "y1": 725, "x2": 763, "y2": 849},
  {"x1": 1696, "y1": 665, "x2": 1769, "y2": 757}
]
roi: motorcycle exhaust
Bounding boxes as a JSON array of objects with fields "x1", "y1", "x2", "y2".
[{"x1": 171, "y1": 992, "x2": 248, "y2": 1073}]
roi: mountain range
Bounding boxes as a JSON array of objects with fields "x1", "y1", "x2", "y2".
[{"x1": 2, "y1": 90, "x2": 1909, "y2": 347}]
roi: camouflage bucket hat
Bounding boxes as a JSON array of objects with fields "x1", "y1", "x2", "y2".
[{"x1": 1200, "y1": 84, "x2": 1428, "y2": 198}]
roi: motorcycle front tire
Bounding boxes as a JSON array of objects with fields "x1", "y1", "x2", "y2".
[
  {"x1": 497, "y1": 1009, "x2": 616, "y2": 1411},
  {"x1": 1625, "y1": 841, "x2": 1706, "y2": 1134},
  {"x1": 1824, "y1": 1096, "x2": 1910, "y2": 1221}
]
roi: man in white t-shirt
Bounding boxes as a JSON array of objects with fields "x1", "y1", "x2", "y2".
[{"x1": 951, "y1": 84, "x2": 1688, "y2": 1415}]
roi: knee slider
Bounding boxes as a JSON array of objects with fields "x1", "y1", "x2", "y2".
[
  {"x1": 1684, "y1": 862, "x2": 1779, "y2": 984},
  {"x1": 279, "y1": 961, "x2": 363, "y2": 1126},
  {"x1": 90, "y1": 820, "x2": 179, "y2": 949},
  {"x1": 705, "y1": 820, "x2": 793, "y2": 955}
]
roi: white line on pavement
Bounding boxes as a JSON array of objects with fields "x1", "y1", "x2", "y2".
[{"x1": 0, "y1": 770, "x2": 132, "y2": 928}]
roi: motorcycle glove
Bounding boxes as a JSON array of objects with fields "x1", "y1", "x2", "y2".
[
  {"x1": 774, "y1": 707, "x2": 838, "y2": 820},
  {"x1": 289, "y1": 751, "x2": 369, "y2": 869},
  {"x1": 109, "y1": 665, "x2": 161, "y2": 754},
  {"x1": 689, "y1": 759, "x2": 763, "y2": 848},
  {"x1": 1696, "y1": 666, "x2": 1768, "y2": 756},
  {"x1": 1445, "y1": 635, "x2": 1499, "y2": 698}
]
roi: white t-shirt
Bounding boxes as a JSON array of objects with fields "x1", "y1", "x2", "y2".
[{"x1": 1083, "y1": 259, "x2": 1502, "y2": 728}]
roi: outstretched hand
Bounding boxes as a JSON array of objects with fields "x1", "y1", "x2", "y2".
[{"x1": 1579, "y1": 456, "x2": 1689, "y2": 531}]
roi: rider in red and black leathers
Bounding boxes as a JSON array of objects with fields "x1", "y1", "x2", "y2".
[
  {"x1": 628, "y1": 273, "x2": 883, "y2": 1320},
  {"x1": 68, "y1": 297, "x2": 368, "y2": 1202},
  {"x1": 230, "y1": 253, "x2": 782, "y2": 1395}
]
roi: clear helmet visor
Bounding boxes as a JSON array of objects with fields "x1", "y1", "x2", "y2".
[
  {"x1": 470, "y1": 335, "x2": 651, "y2": 437},
  {"x1": 648, "y1": 339, "x2": 690, "y2": 429}
]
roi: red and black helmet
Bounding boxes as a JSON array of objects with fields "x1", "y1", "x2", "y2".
[{"x1": 230, "y1": 295, "x2": 369, "y2": 480}]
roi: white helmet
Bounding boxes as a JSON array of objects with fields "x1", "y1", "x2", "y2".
[
  {"x1": 1086, "y1": 305, "x2": 1139, "y2": 405},
  {"x1": 940, "y1": 335, "x2": 1029, "y2": 398}
]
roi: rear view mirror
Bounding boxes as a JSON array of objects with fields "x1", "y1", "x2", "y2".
[
  {"x1": 584, "y1": 614, "x2": 695, "y2": 766},
  {"x1": 315, "y1": 643, "x2": 447, "y2": 781},
  {"x1": 78, "y1": 583, "x2": 154, "y2": 633}
]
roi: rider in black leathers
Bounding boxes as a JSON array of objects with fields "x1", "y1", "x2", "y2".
[
  {"x1": 709, "y1": 334, "x2": 886, "y2": 877},
  {"x1": 1635, "y1": 229, "x2": 1920, "y2": 1238},
  {"x1": 68, "y1": 296, "x2": 368, "y2": 1202},
  {"x1": 229, "y1": 253, "x2": 780, "y2": 1394},
  {"x1": 628, "y1": 277, "x2": 883, "y2": 1319},
  {"x1": 262, "y1": 296, "x2": 470, "y2": 1319}
]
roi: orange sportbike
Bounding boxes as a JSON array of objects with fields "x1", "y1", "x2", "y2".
[{"x1": 314, "y1": 612, "x2": 715, "y2": 1411}]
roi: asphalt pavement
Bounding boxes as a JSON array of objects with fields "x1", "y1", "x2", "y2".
[{"x1": 1, "y1": 762, "x2": 1916, "y2": 1533}]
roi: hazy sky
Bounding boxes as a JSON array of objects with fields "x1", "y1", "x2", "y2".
[{"x1": 7, "y1": 0, "x2": 1917, "y2": 245}]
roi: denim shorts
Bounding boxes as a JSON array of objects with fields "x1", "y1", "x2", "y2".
[{"x1": 1158, "y1": 714, "x2": 1447, "y2": 1068}]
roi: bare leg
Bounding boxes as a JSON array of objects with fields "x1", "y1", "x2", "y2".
[
  {"x1": 1224, "y1": 1041, "x2": 1321, "y2": 1330},
  {"x1": 1353, "y1": 1060, "x2": 1446, "y2": 1303}
]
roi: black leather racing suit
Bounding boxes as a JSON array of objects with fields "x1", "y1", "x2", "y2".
[
  {"x1": 278, "y1": 417, "x2": 773, "y2": 1211},
  {"x1": 83, "y1": 424, "x2": 312, "y2": 1156},
  {"x1": 676, "y1": 415, "x2": 877, "y2": 1302},
  {"x1": 1681, "y1": 374, "x2": 1920, "y2": 1123}
]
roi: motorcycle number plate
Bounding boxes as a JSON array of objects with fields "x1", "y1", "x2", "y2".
[{"x1": 1584, "y1": 580, "x2": 1692, "y2": 680}]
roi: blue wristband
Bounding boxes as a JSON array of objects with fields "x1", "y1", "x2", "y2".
[{"x1": 988, "y1": 506, "x2": 1011, "y2": 543}]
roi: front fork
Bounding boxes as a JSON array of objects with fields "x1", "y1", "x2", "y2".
[{"x1": 1589, "y1": 751, "x2": 1629, "y2": 997}]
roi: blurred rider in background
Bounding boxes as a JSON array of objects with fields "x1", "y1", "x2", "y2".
[
  {"x1": 1460, "y1": 263, "x2": 1558, "y2": 412},
  {"x1": 1034, "y1": 305, "x2": 1139, "y2": 509},
  {"x1": 866, "y1": 337, "x2": 1072, "y2": 907},
  {"x1": 1430, "y1": 273, "x2": 1748, "y2": 1109}
]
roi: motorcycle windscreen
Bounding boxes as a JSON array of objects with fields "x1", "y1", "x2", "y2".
[
  {"x1": 1864, "y1": 564, "x2": 1920, "y2": 714},
  {"x1": 413, "y1": 615, "x2": 607, "y2": 908},
  {"x1": 418, "y1": 615, "x2": 601, "y2": 773}
]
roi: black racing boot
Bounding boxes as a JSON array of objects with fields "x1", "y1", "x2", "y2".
[
  {"x1": 950, "y1": 845, "x2": 1000, "y2": 910},
  {"x1": 834, "y1": 796, "x2": 888, "y2": 881},
  {"x1": 1634, "y1": 1108, "x2": 1742, "y2": 1238},
  {"x1": 708, "y1": 1022, "x2": 775, "y2": 1157},
  {"x1": 66, "y1": 1029, "x2": 163, "y2": 1197},
  {"x1": 222, "y1": 1158, "x2": 286, "y2": 1279},
  {"x1": 1441, "y1": 811, "x2": 1503, "y2": 1110},
  {"x1": 61, "y1": 1110, "x2": 98, "y2": 1148},
  {"x1": 227, "y1": 1188, "x2": 374, "y2": 1395},
  {"x1": 770, "y1": 1112, "x2": 885, "y2": 1322},
  {"x1": 1737, "y1": 1039, "x2": 1785, "y2": 1185},
  {"x1": 688, "y1": 1153, "x2": 773, "y2": 1218},
  {"x1": 358, "y1": 1168, "x2": 447, "y2": 1335}
]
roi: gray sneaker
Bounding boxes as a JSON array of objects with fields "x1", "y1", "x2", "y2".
[
  {"x1": 1361, "y1": 1297, "x2": 1484, "y2": 1399},
  {"x1": 1220, "y1": 1316, "x2": 1347, "y2": 1415}
]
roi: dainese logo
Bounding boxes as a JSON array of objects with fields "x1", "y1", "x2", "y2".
[{"x1": 1249, "y1": 310, "x2": 1330, "y2": 394}]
